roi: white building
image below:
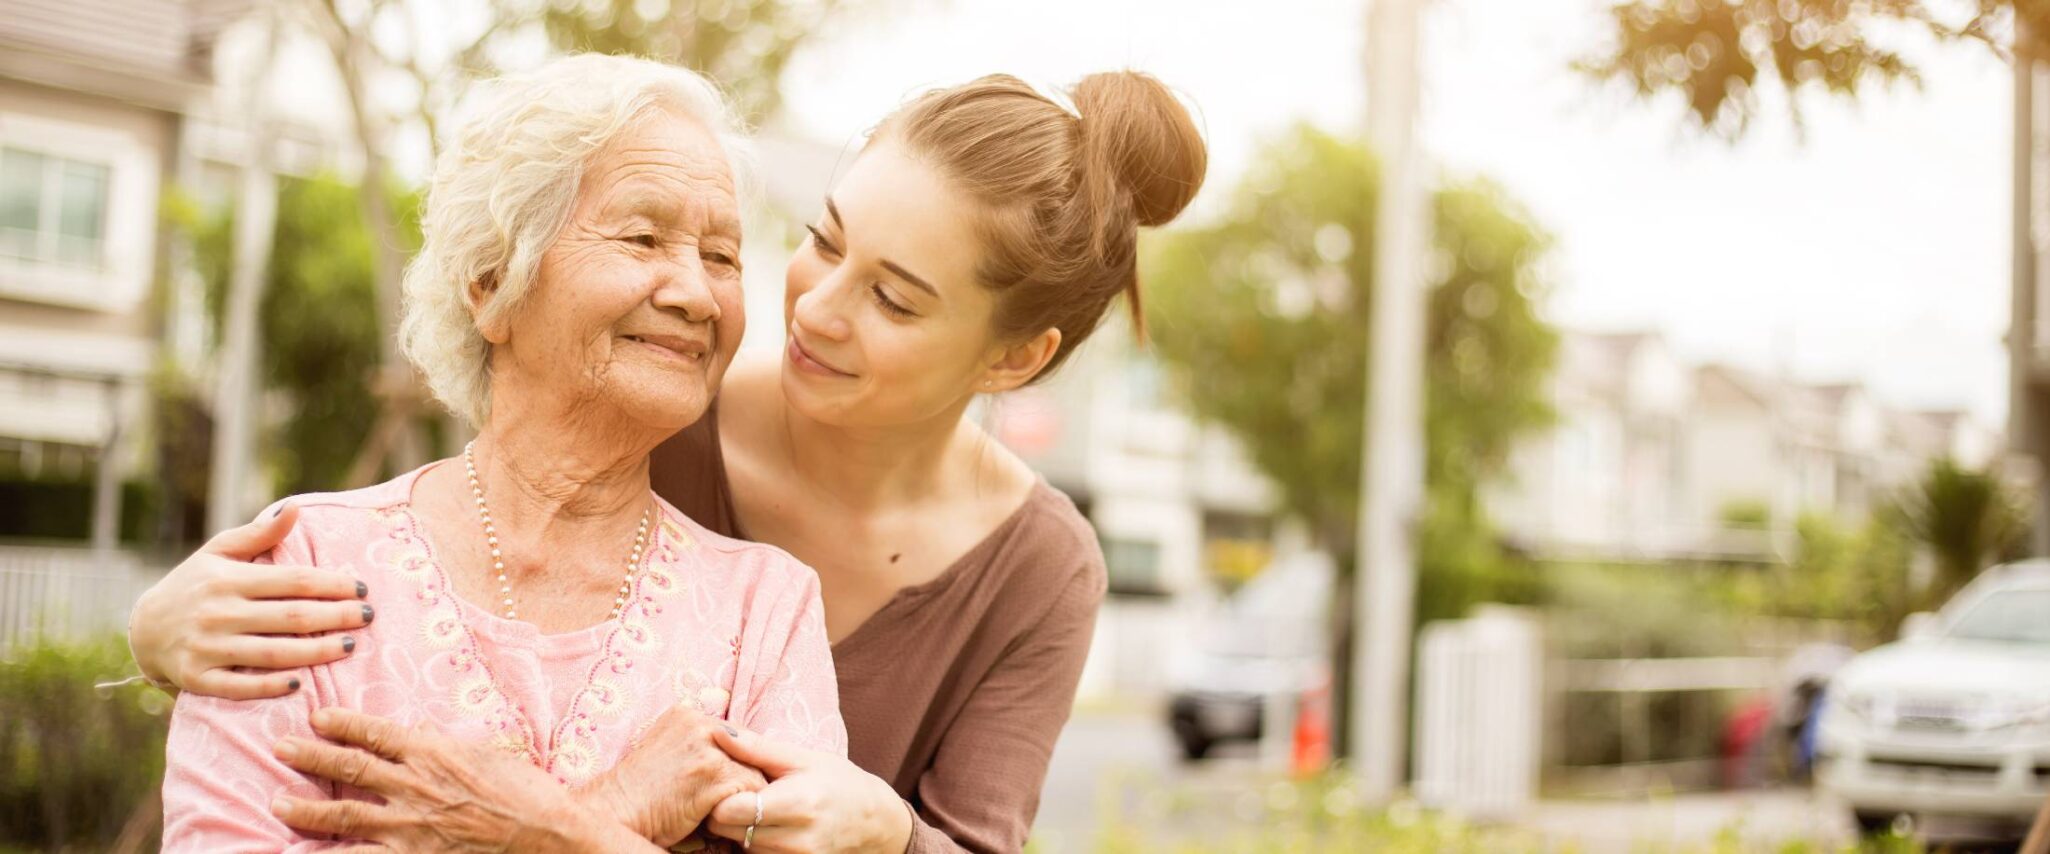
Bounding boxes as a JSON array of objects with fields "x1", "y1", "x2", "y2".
[
  {"x1": 1488, "y1": 332, "x2": 1694, "y2": 559},
  {"x1": 0, "y1": 0, "x2": 241, "y2": 544},
  {"x1": 1488, "y1": 329, "x2": 2000, "y2": 564}
]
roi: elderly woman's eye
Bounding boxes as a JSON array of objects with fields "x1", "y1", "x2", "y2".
[{"x1": 624, "y1": 233, "x2": 659, "y2": 247}]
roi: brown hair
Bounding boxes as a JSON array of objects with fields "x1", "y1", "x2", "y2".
[{"x1": 872, "y1": 71, "x2": 1206, "y2": 380}]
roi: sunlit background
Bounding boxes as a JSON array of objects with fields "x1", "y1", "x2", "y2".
[{"x1": 2, "y1": 0, "x2": 2047, "y2": 851}]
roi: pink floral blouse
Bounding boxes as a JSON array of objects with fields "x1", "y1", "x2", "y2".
[{"x1": 161, "y1": 463, "x2": 846, "y2": 852}]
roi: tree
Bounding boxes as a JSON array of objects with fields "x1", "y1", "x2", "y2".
[
  {"x1": 1722, "y1": 510, "x2": 1915, "y2": 643},
  {"x1": 1149, "y1": 124, "x2": 1556, "y2": 559},
  {"x1": 1892, "y1": 456, "x2": 2031, "y2": 607},
  {"x1": 278, "y1": 0, "x2": 876, "y2": 486},
  {"x1": 182, "y1": 175, "x2": 424, "y2": 497},
  {"x1": 1578, "y1": 0, "x2": 2040, "y2": 139},
  {"x1": 1144, "y1": 125, "x2": 1559, "y2": 747},
  {"x1": 542, "y1": 0, "x2": 862, "y2": 123}
]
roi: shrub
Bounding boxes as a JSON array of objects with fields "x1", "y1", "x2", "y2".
[{"x1": 0, "y1": 635, "x2": 170, "y2": 851}]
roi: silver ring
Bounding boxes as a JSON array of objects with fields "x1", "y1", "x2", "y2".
[{"x1": 744, "y1": 791, "x2": 763, "y2": 849}]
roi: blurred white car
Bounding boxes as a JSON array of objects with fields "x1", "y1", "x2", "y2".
[
  {"x1": 1165, "y1": 553, "x2": 1332, "y2": 760},
  {"x1": 1816, "y1": 559, "x2": 2050, "y2": 836}
]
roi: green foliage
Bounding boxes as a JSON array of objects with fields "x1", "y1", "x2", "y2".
[
  {"x1": 1891, "y1": 457, "x2": 2031, "y2": 608},
  {"x1": 1718, "y1": 498, "x2": 1771, "y2": 530},
  {"x1": 180, "y1": 175, "x2": 425, "y2": 495},
  {"x1": 0, "y1": 475, "x2": 160, "y2": 545},
  {"x1": 140, "y1": 370, "x2": 214, "y2": 549},
  {"x1": 0, "y1": 636, "x2": 172, "y2": 851},
  {"x1": 1578, "y1": 0, "x2": 2037, "y2": 139},
  {"x1": 1768, "y1": 512, "x2": 1913, "y2": 640},
  {"x1": 1089, "y1": 771, "x2": 1545, "y2": 853},
  {"x1": 540, "y1": 0, "x2": 869, "y2": 123},
  {"x1": 1144, "y1": 123, "x2": 1558, "y2": 621},
  {"x1": 1079, "y1": 767, "x2": 1918, "y2": 852},
  {"x1": 1545, "y1": 562, "x2": 1741, "y2": 659}
]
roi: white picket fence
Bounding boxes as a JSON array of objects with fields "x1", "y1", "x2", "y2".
[
  {"x1": 0, "y1": 545, "x2": 161, "y2": 650},
  {"x1": 1413, "y1": 606, "x2": 1543, "y2": 820}
]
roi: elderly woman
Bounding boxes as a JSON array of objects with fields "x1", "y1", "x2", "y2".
[{"x1": 159, "y1": 55, "x2": 844, "y2": 851}]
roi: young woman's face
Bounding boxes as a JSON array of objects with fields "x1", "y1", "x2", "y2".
[{"x1": 780, "y1": 138, "x2": 1012, "y2": 428}]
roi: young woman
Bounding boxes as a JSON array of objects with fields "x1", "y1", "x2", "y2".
[{"x1": 131, "y1": 68, "x2": 1206, "y2": 853}]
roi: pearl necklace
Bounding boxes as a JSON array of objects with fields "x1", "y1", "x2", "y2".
[{"x1": 463, "y1": 441, "x2": 650, "y2": 621}]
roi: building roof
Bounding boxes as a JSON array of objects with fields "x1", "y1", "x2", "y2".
[
  {"x1": 1693, "y1": 363, "x2": 1778, "y2": 410},
  {"x1": 0, "y1": 0, "x2": 241, "y2": 109}
]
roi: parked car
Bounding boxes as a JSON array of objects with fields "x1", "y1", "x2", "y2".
[
  {"x1": 1816, "y1": 560, "x2": 2050, "y2": 837},
  {"x1": 1165, "y1": 553, "x2": 1332, "y2": 761}
]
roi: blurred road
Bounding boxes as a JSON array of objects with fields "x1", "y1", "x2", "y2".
[{"x1": 1031, "y1": 704, "x2": 1891, "y2": 853}]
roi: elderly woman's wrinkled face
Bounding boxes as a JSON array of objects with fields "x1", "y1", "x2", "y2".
[
  {"x1": 780, "y1": 138, "x2": 1003, "y2": 429},
  {"x1": 486, "y1": 108, "x2": 745, "y2": 433}
]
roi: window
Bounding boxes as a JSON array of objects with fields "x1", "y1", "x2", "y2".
[
  {"x1": 0, "y1": 437, "x2": 24, "y2": 474},
  {"x1": 1202, "y1": 510, "x2": 1275, "y2": 588},
  {"x1": 0, "y1": 146, "x2": 111, "y2": 271},
  {"x1": 1102, "y1": 537, "x2": 1166, "y2": 597},
  {"x1": 1946, "y1": 588, "x2": 2050, "y2": 646}
]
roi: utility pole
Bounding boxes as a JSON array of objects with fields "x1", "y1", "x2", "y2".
[
  {"x1": 91, "y1": 376, "x2": 124, "y2": 555},
  {"x1": 1353, "y1": 0, "x2": 1430, "y2": 802},
  {"x1": 2015, "y1": 24, "x2": 2050, "y2": 558},
  {"x1": 207, "y1": 7, "x2": 280, "y2": 533}
]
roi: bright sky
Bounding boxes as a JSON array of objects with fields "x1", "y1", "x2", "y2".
[{"x1": 775, "y1": 0, "x2": 2014, "y2": 425}]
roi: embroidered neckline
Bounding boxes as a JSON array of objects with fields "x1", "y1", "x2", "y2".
[{"x1": 375, "y1": 502, "x2": 692, "y2": 784}]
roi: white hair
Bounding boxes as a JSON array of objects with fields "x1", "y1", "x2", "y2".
[{"x1": 399, "y1": 53, "x2": 754, "y2": 426}]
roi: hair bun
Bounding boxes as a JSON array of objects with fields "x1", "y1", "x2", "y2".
[{"x1": 1070, "y1": 72, "x2": 1207, "y2": 227}]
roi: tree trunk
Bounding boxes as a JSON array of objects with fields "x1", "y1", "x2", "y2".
[
  {"x1": 206, "y1": 9, "x2": 279, "y2": 532},
  {"x1": 1327, "y1": 561, "x2": 1356, "y2": 761},
  {"x1": 108, "y1": 788, "x2": 161, "y2": 854},
  {"x1": 321, "y1": 1, "x2": 427, "y2": 484}
]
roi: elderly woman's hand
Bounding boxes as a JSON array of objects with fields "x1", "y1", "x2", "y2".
[
  {"x1": 579, "y1": 703, "x2": 770, "y2": 847},
  {"x1": 269, "y1": 708, "x2": 661, "y2": 853},
  {"x1": 129, "y1": 503, "x2": 371, "y2": 698},
  {"x1": 703, "y1": 727, "x2": 912, "y2": 854}
]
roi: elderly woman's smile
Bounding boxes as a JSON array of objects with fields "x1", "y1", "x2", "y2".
[{"x1": 619, "y1": 333, "x2": 709, "y2": 363}]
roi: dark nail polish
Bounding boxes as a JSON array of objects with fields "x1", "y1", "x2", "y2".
[
  {"x1": 268, "y1": 504, "x2": 284, "y2": 519},
  {"x1": 287, "y1": 677, "x2": 301, "y2": 692},
  {"x1": 723, "y1": 726, "x2": 739, "y2": 738},
  {"x1": 355, "y1": 580, "x2": 368, "y2": 599},
  {"x1": 361, "y1": 604, "x2": 375, "y2": 624},
  {"x1": 340, "y1": 636, "x2": 355, "y2": 654}
]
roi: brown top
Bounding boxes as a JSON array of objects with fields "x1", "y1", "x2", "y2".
[{"x1": 649, "y1": 406, "x2": 1108, "y2": 854}]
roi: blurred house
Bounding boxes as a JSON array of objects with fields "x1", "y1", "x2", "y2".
[
  {"x1": 0, "y1": 0, "x2": 241, "y2": 544},
  {"x1": 1488, "y1": 330, "x2": 1999, "y2": 564}
]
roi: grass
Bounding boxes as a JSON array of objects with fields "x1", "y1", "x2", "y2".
[{"x1": 1040, "y1": 769, "x2": 1934, "y2": 854}]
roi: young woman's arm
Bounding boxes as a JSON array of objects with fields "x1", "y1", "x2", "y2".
[
  {"x1": 703, "y1": 559, "x2": 1105, "y2": 854},
  {"x1": 129, "y1": 503, "x2": 369, "y2": 698}
]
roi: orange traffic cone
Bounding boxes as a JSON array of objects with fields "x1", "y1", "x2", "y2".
[{"x1": 1291, "y1": 668, "x2": 1332, "y2": 778}]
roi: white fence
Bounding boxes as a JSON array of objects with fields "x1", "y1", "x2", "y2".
[
  {"x1": 0, "y1": 545, "x2": 161, "y2": 650},
  {"x1": 1413, "y1": 606, "x2": 1543, "y2": 820},
  {"x1": 1413, "y1": 607, "x2": 1808, "y2": 812}
]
